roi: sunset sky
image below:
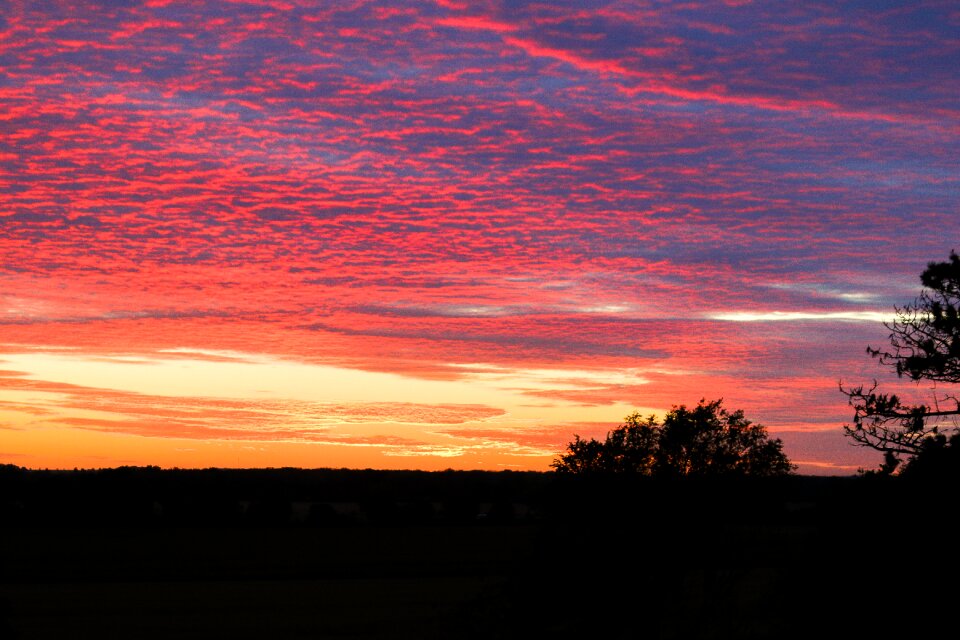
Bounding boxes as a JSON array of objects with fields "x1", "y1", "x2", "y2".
[{"x1": 1, "y1": 1, "x2": 958, "y2": 473}]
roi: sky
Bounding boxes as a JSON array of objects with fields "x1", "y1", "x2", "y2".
[{"x1": 1, "y1": 0, "x2": 958, "y2": 474}]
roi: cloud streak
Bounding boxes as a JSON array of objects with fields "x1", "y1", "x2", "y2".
[{"x1": 0, "y1": 369, "x2": 505, "y2": 439}]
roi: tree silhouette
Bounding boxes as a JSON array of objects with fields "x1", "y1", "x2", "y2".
[
  {"x1": 841, "y1": 252, "x2": 960, "y2": 472},
  {"x1": 552, "y1": 399, "x2": 794, "y2": 476}
]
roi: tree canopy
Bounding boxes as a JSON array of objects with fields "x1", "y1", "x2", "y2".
[
  {"x1": 552, "y1": 399, "x2": 794, "y2": 477},
  {"x1": 841, "y1": 251, "x2": 960, "y2": 473}
]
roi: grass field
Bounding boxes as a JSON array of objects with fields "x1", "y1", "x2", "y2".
[
  {"x1": 0, "y1": 523, "x2": 838, "y2": 639},
  {"x1": 0, "y1": 525, "x2": 540, "y2": 639},
  {"x1": 2, "y1": 468, "x2": 956, "y2": 638}
]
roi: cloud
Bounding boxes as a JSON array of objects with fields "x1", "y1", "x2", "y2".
[
  {"x1": 710, "y1": 311, "x2": 892, "y2": 323},
  {"x1": 0, "y1": 369, "x2": 506, "y2": 442}
]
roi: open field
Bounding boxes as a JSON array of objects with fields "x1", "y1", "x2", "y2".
[
  {"x1": 1, "y1": 467, "x2": 957, "y2": 638},
  {"x1": 1, "y1": 526, "x2": 531, "y2": 639}
]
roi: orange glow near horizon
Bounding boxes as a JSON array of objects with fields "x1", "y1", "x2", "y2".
[
  {"x1": 0, "y1": 346, "x2": 657, "y2": 470},
  {"x1": 0, "y1": 337, "x2": 877, "y2": 474}
]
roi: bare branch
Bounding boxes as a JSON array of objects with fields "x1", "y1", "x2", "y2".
[{"x1": 841, "y1": 252, "x2": 960, "y2": 470}]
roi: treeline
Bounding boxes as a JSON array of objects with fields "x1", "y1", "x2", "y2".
[
  {"x1": 1, "y1": 464, "x2": 954, "y2": 533},
  {"x1": 0, "y1": 465, "x2": 552, "y2": 527}
]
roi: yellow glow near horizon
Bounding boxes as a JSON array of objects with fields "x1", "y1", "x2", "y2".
[
  {"x1": 0, "y1": 351, "x2": 654, "y2": 421},
  {"x1": 1, "y1": 351, "x2": 497, "y2": 404},
  {"x1": 0, "y1": 348, "x2": 663, "y2": 468}
]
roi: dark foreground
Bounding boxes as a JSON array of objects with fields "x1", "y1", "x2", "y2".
[{"x1": 1, "y1": 466, "x2": 957, "y2": 638}]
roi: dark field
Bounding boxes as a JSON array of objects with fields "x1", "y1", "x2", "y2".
[
  {"x1": 1, "y1": 467, "x2": 956, "y2": 638},
  {"x1": 2, "y1": 526, "x2": 533, "y2": 639}
]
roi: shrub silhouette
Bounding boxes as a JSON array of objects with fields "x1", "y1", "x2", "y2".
[{"x1": 552, "y1": 398, "x2": 794, "y2": 476}]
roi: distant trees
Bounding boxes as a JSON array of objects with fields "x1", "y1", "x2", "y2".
[
  {"x1": 841, "y1": 252, "x2": 960, "y2": 474},
  {"x1": 552, "y1": 399, "x2": 794, "y2": 477}
]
